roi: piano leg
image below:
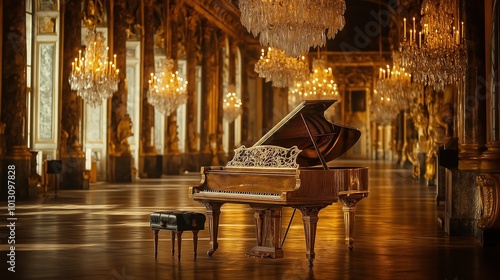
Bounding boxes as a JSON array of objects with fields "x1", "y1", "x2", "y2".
[
  {"x1": 201, "y1": 201, "x2": 223, "y2": 256},
  {"x1": 254, "y1": 208, "x2": 266, "y2": 247},
  {"x1": 297, "y1": 206, "x2": 326, "y2": 268},
  {"x1": 339, "y1": 192, "x2": 368, "y2": 250},
  {"x1": 248, "y1": 206, "x2": 284, "y2": 259}
]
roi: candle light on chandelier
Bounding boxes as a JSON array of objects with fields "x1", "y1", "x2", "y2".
[
  {"x1": 147, "y1": 58, "x2": 188, "y2": 116},
  {"x1": 238, "y1": 0, "x2": 346, "y2": 57},
  {"x1": 223, "y1": 86, "x2": 242, "y2": 123},
  {"x1": 254, "y1": 47, "x2": 309, "y2": 88},
  {"x1": 399, "y1": 0, "x2": 467, "y2": 91},
  {"x1": 289, "y1": 58, "x2": 341, "y2": 108},
  {"x1": 69, "y1": 30, "x2": 120, "y2": 107}
]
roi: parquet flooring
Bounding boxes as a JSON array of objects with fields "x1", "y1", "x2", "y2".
[{"x1": 2, "y1": 160, "x2": 500, "y2": 279}]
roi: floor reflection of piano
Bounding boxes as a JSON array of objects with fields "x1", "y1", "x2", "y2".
[{"x1": 189, "y1": 100, "x2": 368, "y2": 267}]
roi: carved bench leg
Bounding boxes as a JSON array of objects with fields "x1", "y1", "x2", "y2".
[
  {"x1": 170, "y1": 231, "x2": 176, "y2": 257},
  {"x1": 153, "y1": 229, "x2": 159, "y2": 259},
  {"x1": 193, "y1": 230, "x2": 199, "y2": 260},
  {"x1": 176, "y1": 231, "x2": 183, "y2": 261}
]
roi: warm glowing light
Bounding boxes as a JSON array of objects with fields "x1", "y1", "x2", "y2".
[
  {"x1": 239, "y1": 0, "x2": 346, "y2": 57},
  {"x1": 69, "y1": 30, "x2": 119, "y2": 107},
  {"x1": 147, "y1": 59, "x2": 188, "y2": 116},
  {"x1": 223, "y1": 87, "x2": 242, "y2": 122},
  {"x1": 399, "y1": 0, "x2": 467, "y2": 91},
  {"x1": 254, "y1": 48, "x2": 309, "y2": 88}
]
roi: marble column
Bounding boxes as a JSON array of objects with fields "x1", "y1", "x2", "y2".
[
  {"x1": 139, "y1": 0, "x2": 157, "y2": 178},
  {"x1": 457, "y1": 0, "x2": 487, "y2": 170},
  {"x1": 200, "y1": 24, "x2": 217, "y2": 166},
  {"x1": 164, "y1": 3, "x2": 182, "y2": 175},
  {"x1": 60, "y1": 0, "x2": 86, "y2": 190},
  {"x1": 226, "y1": 39, "x2": 237, "y2": 157},
  {"x1": 0, "y1": 0, "x2": 33, "y2": 200},
  {"x1": 215, "y1": 33, "x2": 225, "y2": 165},
  {"x1": 108, "y1": 0, "x2": 132, "y2": 182},
  {"x1": 443, "y1": 0, "x2": 486, "y2": 237},
  {"x1": 239, "y1": 45, "x2": 252, "y2": 147},
  {"x1": 478, "y1": 0, "x2": 500, "y2": 244},
  {"x1": 184, "y1": 12, "x2": 201, "y2": 172}
]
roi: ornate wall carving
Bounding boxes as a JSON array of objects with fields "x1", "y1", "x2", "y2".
[
  {"x1": 38, "y1": 43, "x2": 55, "y2": 141},
  {"x1": 108, "y1": 0, "x2": 130, "y2": 156},
  {"x1": 477, "y1": 173, "x2": 500, "y2": 229}
]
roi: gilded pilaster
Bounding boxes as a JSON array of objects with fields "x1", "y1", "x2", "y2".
[
  {"x1": 480, "y1": 0, "x2": 500, "y2": 172},
  {"x1": 478, "y1": 0, "x2": 500, "y2": 235},
  {"x1": 0, "y1": 0, "x2": 32, "y2": 200},
  {"x1": 200, "y1": 23, "x2": 217, "y2": 165},
  {"x1": 443, "y1": 0, "x2": 491, "y2": 239},
  {"x1": 60, "y1": 0, "x2": 86, "y2": 189},
  {"x1": 215, "y1": 32, "x2": 225, "y2": 162},
  {"x1": 137, "y1": 0, "x2": 159, "y2": 178},
  {"x1": 239, "y1": 43, "x2": 252, "y2": 147},
  {"x1": 226, "y1": 39, "x2": 237, "y2": 155},
  {"x1": 458, "y1": 0, "x2": 487, "y2": 170},
  {"x1": 185, "y1": 12, "x2": 201, "y2": 172},
  {"x1": 108, "y1": 0, "x2": 132, "y2": 182},
  {"x1": 162, "y1": 1, "x2": 183, "y2": 175},
  {"x1": 166, "y1": 2, "x2": 181, "y2": 156}
]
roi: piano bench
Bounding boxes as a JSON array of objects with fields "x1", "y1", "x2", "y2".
[{"x1": 149, "y1": 211, "x2": 206, "y2": 261}]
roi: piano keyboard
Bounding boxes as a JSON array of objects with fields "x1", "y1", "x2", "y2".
[{"x1": 195, "y1": 189, "x2": 284, "y2": 202}]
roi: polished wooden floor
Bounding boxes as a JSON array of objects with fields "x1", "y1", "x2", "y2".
[{"x1": 2, "y1": 160, "x2": 500, "y2": 279}]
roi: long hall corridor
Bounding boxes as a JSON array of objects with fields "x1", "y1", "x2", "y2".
[{"x1": 2, "y1": 160, "x2": 500, "y2": 280}]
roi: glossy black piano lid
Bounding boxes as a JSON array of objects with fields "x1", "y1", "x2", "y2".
[{"x1": 253, "y1": 100, "x2": 361, "y2": 167}]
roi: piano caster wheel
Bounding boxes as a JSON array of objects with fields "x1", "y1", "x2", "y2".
[
  {"x1": 348, "y1": 245, "x2": 353, "y2": 251},
  {"x1": 207, "y1": 249, "x2": 216, "y2": 257},
  {"x1": 308, "y1": 260, "x2": 314, "y2": 268}
]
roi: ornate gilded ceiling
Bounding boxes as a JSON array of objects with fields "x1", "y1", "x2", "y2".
[{"x1": 120, "y1": 0, "x2": 422, "y2": 58}]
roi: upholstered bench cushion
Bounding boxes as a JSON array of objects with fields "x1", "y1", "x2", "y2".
[{"x1": 150, "y1": 211, "x2": 206, "y2": 231}]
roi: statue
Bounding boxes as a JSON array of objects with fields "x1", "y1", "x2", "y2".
[
  {"x1": 167, "y1": 116, "x2": 179, "y2": 154},
  {"x1": 187, "y1": 114, "x2": 199, "y2": 153},
  {"x1": 60, "y1": 130, "x2": 69, "y2": 156},
  {"x1": 114, "y1": 114, "x2": 133, "y2": 156},
  {"x1": 82, "y1": 0, "x2": 104, "y2": 29}
]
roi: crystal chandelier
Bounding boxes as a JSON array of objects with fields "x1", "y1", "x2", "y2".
[
  {"x1": 376, "y1": 52, "x2": 422, "y2": 111},
  {"x1": 239, "y1": 0, "x2": 346, "y2": 57},
  {"x1": 147, "y1": 58, "x2": 188, "y2": 116},
  {"x1": 289, "y1": 58, "x2": 340, "y2": 107},
  {"x1": 372, "y1": 52, "x2": 422, "y2": 125},
  {"x1": 69, "y1": 29, "x2": 119, "y2": 107},
  {"x1": 223, "y1": 87, "x2": 242, "y2": 122},
  {"x1": 370, "y1": 91, "x2": 400, "y2": 125},
  {"x1": 254, "y1": 47, "x2": 309, "y2": 88},
  {"x1": 399, "y1": 0, "x2": 467, "y2": 91}
]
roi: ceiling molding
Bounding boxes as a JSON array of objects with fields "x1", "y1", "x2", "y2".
[{"x1": 183, "y1": 0, "x2": 258, "y2": 45}]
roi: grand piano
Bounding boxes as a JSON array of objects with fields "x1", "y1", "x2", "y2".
[{"x1": 189, "y1": 100, "x2": 368, "y2": 267}]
